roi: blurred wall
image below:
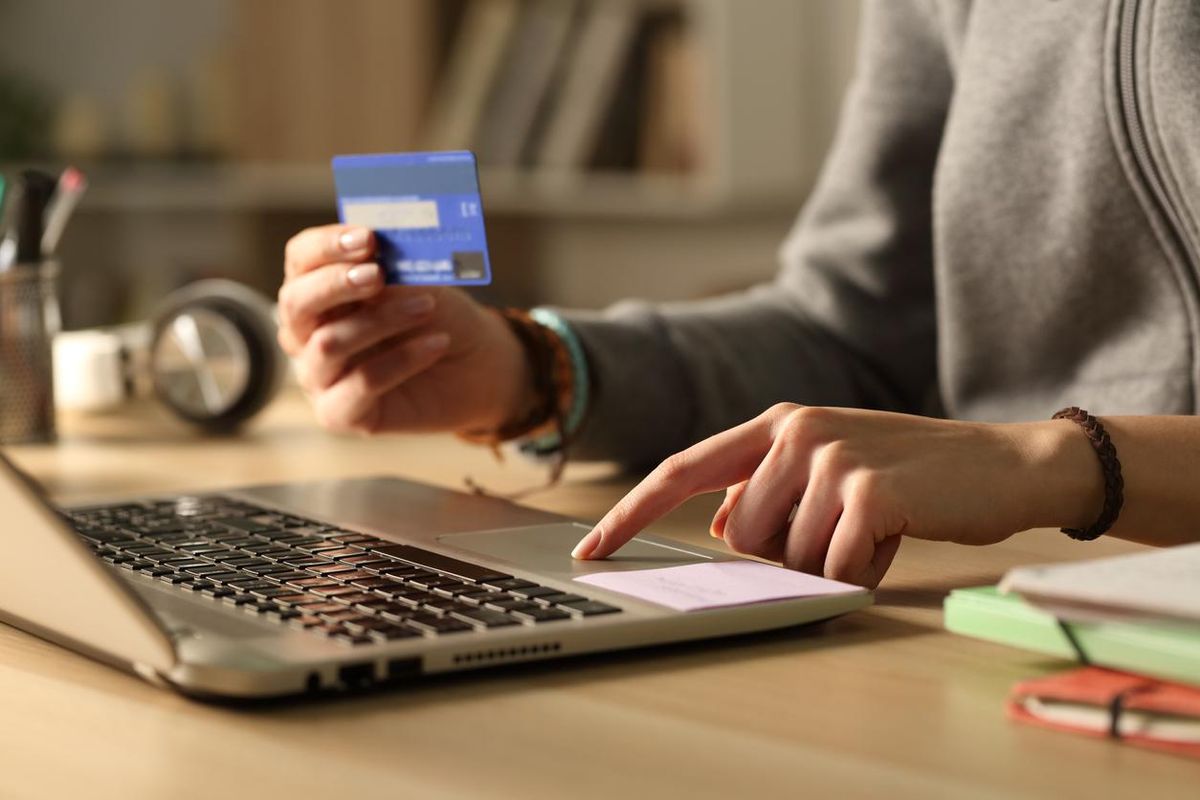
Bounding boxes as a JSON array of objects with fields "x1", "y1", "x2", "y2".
[{"x1": 1, "y1": 0, "x2": 863, "y2": 327}]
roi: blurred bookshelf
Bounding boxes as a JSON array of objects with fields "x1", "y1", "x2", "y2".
[{"x1": 0, "y1": 0, "x2": 860, "y2": 325}]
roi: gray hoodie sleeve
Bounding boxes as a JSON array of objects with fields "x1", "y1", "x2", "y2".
[{"x1": 555, "y1": 1, "x2": 955, "y2": 469}]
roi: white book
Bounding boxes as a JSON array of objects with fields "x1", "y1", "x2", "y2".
[
  {"x1": 1000, "y1": 542, "x2": 1200, "y2": 623},
  {"x1": 535, "y1": 0, "x2": 641, "y2": 171},
  {"x1": 423, "y1": 0, "x2": 522, "y2": 150}
]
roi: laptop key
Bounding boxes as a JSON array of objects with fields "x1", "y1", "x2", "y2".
[
  {"x1": 305, "y1": 602, "x2": 349, "y2": 615},
  {"x1": 211, "y1": 517, "x2": 273, "y2": 533},
  {"x1": 332, "y1": 592, "x2": 378, "y2": 606},
  {"x1": 286, "y1": 577, "x2": 337, "y2": 590},
  {"x1": 321, "y1": 547, "x2": 365, "y2": 559},
  {"x1": 250, "y1": 565, "x2": 296, "y2": 576},
  {"x1": 510, "y1": 607, "x2": 571, "y2": 624},
  {"x1": 355, "y1": 560, "x2": 400, "y2": 573},
  {"x1": 328, "y1": 570, "x2": 374, "y2": 582},
  {"x1": 421, "y1": 598, "x2": 460, "y2": 616},
  {"x1": 306, "y1": 563, "x2": 351, "y2": 575},
  {"x1": 560, "y1": 601, "x2": 622, "y2": 617},
  {"x1": 367, "y1": 625, "x2": 421, "y2": 642},
  {"x1": 271, "y1": 593, "x2": 313, "y2": 606},
  {"x1": 392, "y1": 591, "x2": 438, "y2": 609},
  {"x1": 509, "y1": 585, "x2": 563, "y2": 600},
  {"x1": 378, "y1": 607, "x2": 417, "y2": 624},
  {"x1": 482, "y1": 578, "x2": 536, "y2": 592},
  {"x1": 269, "y1": 571, "x2": 314, "y2": 582},
  {"x1": 249, "y1": 586, "x2": 293, "y2": 600},
  {"x1": 309, "y1": 586, "x2": 360, "y2": 598},
  {"x1": 329, "y1": 532, "x2": 375, "y2": 544},
  {"x1": 330, "y1": 632, "x2": 374, "y2": 646},
  {"x1": 450, "y1": 609, "x2": 520, "y2": 629},
  {"x1": 379, "y1": 565, "x2": 432, "y2": 580},
  {"x1": 484, "y1": 598, "x2": 538, "y2": 613},
  {"x1": 353, "y1": 598, "x2": 394, "y2": 614},
  {"x1": 342, "y1": 618, "x2": 390, "y2": 635},
  {"x1": 349, "y1": 576, "x2": 394, "y2": 590},
  {"x1": 78, "y1": 529, "x2": 134, "y2": 545},
  {"x1": 370, "y1": 545, "x2": 512, "y2": 584},
  {"x1": 458, "y1": 591, "x2": 501, "y2": 606},
  {"x1": 403, "y1": 614, "x2": 473, "y2": 636},
  {"x1": 338, "y1": 554, "x2": 386, "y2": 566},
  {"x1": 431, "y1": 583, "x2": 483, "y2": 599},
  {"x1": 408, "y1": 575, "x2": 464, "y2": 591},
  {"x1": 536, "y1": 593, "x2": 588, "y2": 607}
]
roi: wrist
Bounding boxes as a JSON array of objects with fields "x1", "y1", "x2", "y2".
[
  {"x1": 459, "y1": 308, "x2": 561, "y2": 443},
  {"x1": 1009, "y1": 419, "x2": 1106, "y2": 532}
]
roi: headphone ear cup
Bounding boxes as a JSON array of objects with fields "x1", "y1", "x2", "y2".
[{"x1": 150, "y1": 280, "x2": 284, "y2": 433}]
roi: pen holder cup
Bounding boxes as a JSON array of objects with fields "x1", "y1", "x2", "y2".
[{"x1": 0, "y1": 261, "x2": 61, "y2": 443}]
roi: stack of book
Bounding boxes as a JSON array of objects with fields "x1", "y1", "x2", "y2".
[
  {"x1": 231, "y1": 0, "x2": 707, "y2": 175},
  {"x1": 945, "y1": 543, "x2": 1200, "y2": 759},
  {"x1": 424, "y1": 0, "x2": 707, "y2": 175}
]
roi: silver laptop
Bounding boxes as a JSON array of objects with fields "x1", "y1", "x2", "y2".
[{"x1": 0, "y1": 453, "x2": 871, "y2": 699}]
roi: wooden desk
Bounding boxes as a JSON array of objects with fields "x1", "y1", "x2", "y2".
[{"x1": 1, "y1": 391, "x2": 1194, "y2": 798}]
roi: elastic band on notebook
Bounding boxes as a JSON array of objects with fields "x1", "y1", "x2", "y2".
[
  {"x1": 1108, "y1": 690, "x2": 1128, "y2": 739},
  {"x1": 1107, "y1": 685, "x2": 1153, "y2": 739},
  {"x1": 1053, "y1": 617, "x2": 1091, "y2": 665}
]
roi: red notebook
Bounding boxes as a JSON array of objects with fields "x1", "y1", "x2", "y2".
[{"x1": 1009, "y1": 667, "x2": 1200, "y2": 759}]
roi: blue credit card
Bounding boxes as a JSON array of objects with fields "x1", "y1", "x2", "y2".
[{"x1": 332, "y1": 151, "x2": 492, "y2": 286}]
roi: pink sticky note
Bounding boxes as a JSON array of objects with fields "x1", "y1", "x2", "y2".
[{"x1": 574, "y1": 560, "x2": 860, "y2": 612}]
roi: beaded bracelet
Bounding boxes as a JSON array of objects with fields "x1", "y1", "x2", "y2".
[
  {"x1": 1051, "y1": 407, "x2": 1125, "y2": 541},
  {"x1": 522, "y1": 308, "x2": 590, "y2": 456}
]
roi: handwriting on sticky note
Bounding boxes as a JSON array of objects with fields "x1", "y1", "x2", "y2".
[{"x1": 574, "y1": 560, "x2": 861, "y2": 612}]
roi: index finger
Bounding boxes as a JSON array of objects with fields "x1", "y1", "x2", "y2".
[
  {"x1": 285, "y1": 224, "x2": 375, "y2": 278},
  {"x1": 572, "y1": 413, "x2": 778, "y2": 560}
]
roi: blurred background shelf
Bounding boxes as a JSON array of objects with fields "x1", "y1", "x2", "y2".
[
  {"x1": 0, "y1": 0, "x2": 860, "y2": 328},
  {"x1": 70, "y1": 162, "x2": 799, "y2": 219}
]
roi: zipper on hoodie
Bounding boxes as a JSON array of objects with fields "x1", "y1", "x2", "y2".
[{"x1": 1115, "y1": 0, "x2": 1200, "y2": 298}]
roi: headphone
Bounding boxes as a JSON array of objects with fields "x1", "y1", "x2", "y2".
[{"x1": 53, "y1": 280, "x2": 285, "y2": 433}]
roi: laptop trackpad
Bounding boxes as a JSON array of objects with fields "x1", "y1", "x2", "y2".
[{"x1": 439, "y1": 523, "x2": 713, "y2": 581}]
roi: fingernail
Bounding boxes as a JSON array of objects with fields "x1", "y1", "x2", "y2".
[
  {"x1": 414, "y1": 332, "x2": 450, "y2": 353},
  {"x1": 398, "y1": 294, "x2": 435, "y2": 315},
  {"x1": 346, "y1": 263, "x2": 380, "y2": 287},
  {"x1": 339, "y1": 228, "x2": 369, "y2": 252},
  {"x1": 571, "y1": 527, "x2": 602, "y2": 560}
]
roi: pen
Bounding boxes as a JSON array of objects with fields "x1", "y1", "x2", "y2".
[
  {"x1": 0, "y1": 175, "x2": 16, "y2": 270},
  {"x1": 41, "y1": 166, "x2": 87, "y2": 256},
  {"x1": 12, "y1": 169, "x2": 57, "y2": 265}
]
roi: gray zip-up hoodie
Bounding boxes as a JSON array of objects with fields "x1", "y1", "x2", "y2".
[{"x1": 557, "y1": 0, "x2": 1200, "y2": 469}]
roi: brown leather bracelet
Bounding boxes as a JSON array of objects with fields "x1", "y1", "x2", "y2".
[
  {"x1": 1051, "y1": 407, "x2": 1124, "y2": 541},
  {"x1": 460, "y1": 308, "x2": 572, "y2": 499}
]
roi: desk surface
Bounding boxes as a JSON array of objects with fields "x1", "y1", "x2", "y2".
[{"x1": 1, "y1": 392, "x2": 1194, "y2": 799}]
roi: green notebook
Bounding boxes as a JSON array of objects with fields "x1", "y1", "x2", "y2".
[{"x1": 944, "y1": 586, "x2": 1200, "y2": 686}]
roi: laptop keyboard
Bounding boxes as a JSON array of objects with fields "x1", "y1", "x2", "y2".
[{"x1": 64, "y1": 496, "x2": 621, "y2": 647}]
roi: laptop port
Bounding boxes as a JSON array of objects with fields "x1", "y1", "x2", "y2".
[
  {"x1": 387, "y1": 657, "x2": 421, "y2": 680},
  {"x1": 338, "y1": 662, "x2": 375, "y2": 689}
]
